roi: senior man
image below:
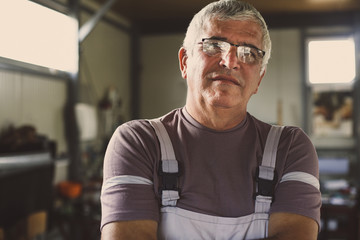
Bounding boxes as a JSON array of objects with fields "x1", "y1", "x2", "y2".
[{"x1": 100, "y1": 1, "x2": 321, "y2": 239}]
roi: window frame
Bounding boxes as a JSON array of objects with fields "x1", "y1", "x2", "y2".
[
  {"x1": 303, "y1": 29, "x2": 358, "y2": 149},
  {"x1": 0, "y1": 0, "x2": 79, "y2": 80}
]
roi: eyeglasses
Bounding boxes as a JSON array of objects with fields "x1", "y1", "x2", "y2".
[{"x1": 200, "y1": 38, "x2": 266, "y2": 65}]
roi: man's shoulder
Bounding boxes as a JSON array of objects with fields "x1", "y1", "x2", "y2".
[
  {"x1": 158, "y1": 108, "x2": 183, "y2": 123},
  {"x1": 247, "y1": 113, "x2": 312, "y2": 148},
  {"x1": 247, "y1": 113, "x2": 306, "y2": 135},
  {"x1": 116, "y1": 108, "x2": 182, "y2": 135},
  {"x1": 246, "y1": 113, "x2": 272, "y2": 135}
]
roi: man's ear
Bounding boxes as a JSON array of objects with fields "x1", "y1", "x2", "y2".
[
  {"x1": 254, "y1": 68, "x2": 266, "y2": 94},
  {"x1": 179, "y1": 47, "x2": 188, "y2": 79}
]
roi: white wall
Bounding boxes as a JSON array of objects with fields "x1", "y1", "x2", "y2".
[
  {"x1": 140, "y1": 29, "x2": 304, "y2": 127},
  {"x1": 248, "y1": 29, "x2": 302, "y2": 126},
  {"x1": 80, "y1": 9, "x2": 131, "y2": 121},
  {"x1": 140, "y1": 34, "x2": 187, "y2": 118},
  {"x1": 79, "y1": 10, "x2": 131, "y2": 143}
]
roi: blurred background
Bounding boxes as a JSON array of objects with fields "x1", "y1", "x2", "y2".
[{"x1": 0, "y1": 0, "x2": 359, "y2": 239}]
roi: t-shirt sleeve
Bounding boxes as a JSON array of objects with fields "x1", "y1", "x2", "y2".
[
  {"x1": 270, "y1": 127, "x2": 322, "y2": 228},
  {"x1": 100, "y1": 121, "x2": 160, "y2": 231}
]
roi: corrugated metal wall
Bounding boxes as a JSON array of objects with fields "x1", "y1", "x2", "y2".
[{"x1": 0, "y1": 70, "x2": 67, "y2": 155}]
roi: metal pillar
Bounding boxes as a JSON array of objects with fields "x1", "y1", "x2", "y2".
[
  {"x1": 353, "y1": 12, "x2": 360, "y2": 185},
  {"x1": 65, "y1": 0, "x2": 82, "y2": 182}
]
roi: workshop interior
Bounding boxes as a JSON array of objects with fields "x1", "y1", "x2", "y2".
[{"x1": 0, "y1": 0, "x2": 360, "y2": 239}]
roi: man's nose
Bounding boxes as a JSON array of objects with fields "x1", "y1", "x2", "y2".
[{"x1": 219, "y1": 48, "x2": 240, "y2": 70}]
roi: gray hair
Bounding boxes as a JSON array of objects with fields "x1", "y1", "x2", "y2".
[{"x1": 183, "y1": 0, "x2": 271, "y2": 74}]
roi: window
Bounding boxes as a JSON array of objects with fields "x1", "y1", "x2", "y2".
[
  {"x1": 0, "y1": 0, "x2": 78, "y2": 75},
  {"x1": 305, "y1": 34, "x2": 357, "y2": 145},
  {"x1": 307, "y1": 37, "x2": 356, "y2": 85}
]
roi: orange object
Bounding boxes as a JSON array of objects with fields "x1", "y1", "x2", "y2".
[{"x1": 58, "y1": 181, "x2": 82, "y2": 199}]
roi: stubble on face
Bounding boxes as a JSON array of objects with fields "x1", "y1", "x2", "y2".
[
  {"x1": 192, "y1": 20, "x2": 263, "y2": 110},
  {"x1": 182, "y1": 18, "x2": 265, "y2": 130}
]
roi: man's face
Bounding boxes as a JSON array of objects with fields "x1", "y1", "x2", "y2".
[{"x1": 180, "y1": 19, "x2": 266, "y2": 112}]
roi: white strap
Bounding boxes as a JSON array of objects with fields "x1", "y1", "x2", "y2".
[
  {"x1": 258, "y1": 125, "x2": 284, "y2": 182},
  {"x1": 261, "y1": 125, "x2": 284, "y2": 171},
  {"x1": 102, "y1": 175, "x2": 153, "y2": 194},
  {"x1": 255, "y1": 125, "x2": 284, "y2": 213},
  {"x1": 254, "y1": 195, "x2": 273, "y2": 213},
  {"x1": 280, "y1": 171, "x2": 320, "y2": 190},
  {"x1": 149, "y1": 119, "x2": 177, "y2": 163},
  {"x1": 161, "y1": 190, "x2": 180, "y2": 206},
  {"x1": 258, "y1": 165, "x2": 275, "y2": 182},
  {"x1": 161, "y1": 159, "x2": 179, "y2": 173},
  {"x1": 148, "y1": 119, "x2": 180, "y2": 206}
]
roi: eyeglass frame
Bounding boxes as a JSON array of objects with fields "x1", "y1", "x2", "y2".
[{"x1": 200, "y1": 38, "x2": 266, "y2": 64}]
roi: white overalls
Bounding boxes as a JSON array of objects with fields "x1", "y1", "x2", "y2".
[{"x1": 149, "y1": 119, "x2": 284, "y2": 240}]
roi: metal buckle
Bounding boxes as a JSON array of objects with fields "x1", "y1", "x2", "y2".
[
  {"x1": 158, "y1": 161, "x2": 180, "y2": 194},
  {"x1": 254, "y1": 166, "x2": 277, "y2": 198}
]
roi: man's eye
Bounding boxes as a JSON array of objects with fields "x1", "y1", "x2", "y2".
[
  {"x1": 250, "y1": 49, "x2": 259, "y2": 58},
  {"x1": 242, "y1": 47, "x2": 258, "y2": 59},
  {"x1": 209, "y1": 42, "x2": 221, "y2": 50}
]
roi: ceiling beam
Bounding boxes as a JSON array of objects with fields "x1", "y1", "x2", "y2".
[
  {"x1": 264, "y1": 11, "x2": 359, "y2": 29},
  {"x1": 79, "y1": 0, "x2": 117, "y2": 43},
  {"x1": 137, "y1": 11, "x2": 360, "y2": 35}
]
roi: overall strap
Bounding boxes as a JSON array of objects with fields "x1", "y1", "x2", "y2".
[
  {"x1": 255, "y1": 125, "x2": 284, "y2": 213},
  {"x1": 148, "y1": 119, "x2": 180, "y2": 207}
]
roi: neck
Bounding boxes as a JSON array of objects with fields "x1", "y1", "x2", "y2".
[{"x1": 185, "y1": 102, "x2": 247, "y2": 131}]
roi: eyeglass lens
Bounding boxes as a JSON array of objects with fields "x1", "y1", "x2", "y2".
[{"x1": 202, "y1": 39, "x2": 264, "y2": 64}]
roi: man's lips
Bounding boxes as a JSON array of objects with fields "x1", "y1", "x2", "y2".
[{"x1": 210, "y1": 75, "x2": 240, "y2": 86}]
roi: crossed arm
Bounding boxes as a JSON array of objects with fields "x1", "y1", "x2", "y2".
[
  {"x1": 101, "y1": 212, "x2": 318, "y2": 240},
  {"x1": 101, "y1": 219, "x2": 158, "y2": 240}
]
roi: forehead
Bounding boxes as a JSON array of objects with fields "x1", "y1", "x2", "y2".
[{"x1": 203, "y1": 19, "x2": 263, "y2": 46}]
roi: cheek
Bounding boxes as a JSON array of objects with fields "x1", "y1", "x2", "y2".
[
  {"x1": 250, "y1": 76, "x2": 262, "y2": 93},
  {"x1": 245, "y1": 67, "x2": 262, "y2": 84},
  {"x1": 187, "y1": 58, "x2": 207, "y2": 80}
]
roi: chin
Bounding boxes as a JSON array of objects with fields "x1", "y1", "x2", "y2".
[{"x1": 210, "y1": 100, "x2": 238, "y2": 109}]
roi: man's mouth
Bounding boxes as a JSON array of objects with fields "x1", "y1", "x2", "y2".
[{"x1": 210, "y1": 75, "x2": 240, "y2": 86}]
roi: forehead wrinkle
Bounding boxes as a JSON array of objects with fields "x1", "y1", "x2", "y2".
[
  {"x1": 204, "y1": 19, "x2": 262, "y2": 48},
  {"x1": 212, "y1": 19, "x2": 260, "y2": 35}
]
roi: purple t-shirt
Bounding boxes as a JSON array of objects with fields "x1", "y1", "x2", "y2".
[{"x1": 100, "y1": 108, "x2": 321, "y2": 230}]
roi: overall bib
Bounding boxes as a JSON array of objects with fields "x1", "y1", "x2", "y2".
[{"x1": 149, "y1": 119, "x2": 284, "y2": 240}]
